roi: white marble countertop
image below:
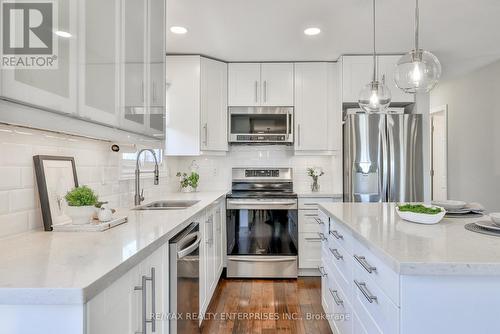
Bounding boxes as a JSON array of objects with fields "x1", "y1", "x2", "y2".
[
  {"x1": 0, "y1": 191, "x2": 227, "y2": 305},
  {"x1": 319, "y1": 202, "x2": 500, "y2": 276}
]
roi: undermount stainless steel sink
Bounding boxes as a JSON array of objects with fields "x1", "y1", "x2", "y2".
[{"x1": 133, "y1": 200, "x2": 200, "y2": 211}]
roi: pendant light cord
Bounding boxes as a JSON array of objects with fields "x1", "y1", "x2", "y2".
[
  {"x1": 414, "y1": 0, "x2": 419, "y2": 51},
  {"x1": 372, "y1": 0, "x2": 377, "y2": 82}
]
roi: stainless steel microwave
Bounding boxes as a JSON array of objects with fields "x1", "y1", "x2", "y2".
[{"x1": 228, "y1": 107, "x2": 294, "y2": 144}]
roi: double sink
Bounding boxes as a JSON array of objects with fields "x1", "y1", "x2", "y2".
[{"x1": 132, "y1": 200, "x2": 200, "y2": 211}]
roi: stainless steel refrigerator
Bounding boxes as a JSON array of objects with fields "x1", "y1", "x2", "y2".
[{"x1": 343, "y1": 113, "x2": 423, "y2": 203}]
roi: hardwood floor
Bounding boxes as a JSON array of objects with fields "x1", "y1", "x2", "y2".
[{"x1": 201, "y1": 278, "x2": 333, "y2": 334}]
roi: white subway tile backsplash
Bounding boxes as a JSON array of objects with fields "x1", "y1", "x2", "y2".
[
  {"x1": 9, "y1": 188, "x2": 37, "y2": 212},
  {"x1": 0, "y1": 167, "x2": 22, "y2": 190},
  {"x1": 0, "y1": 191, "x2": 9, "y2": 214},
  {"x1": 0, "y1": 143, "x2": 33, "y2": 166},
  {"x1": 0, "y1": 211, "x2": 29, "y2": 238}
]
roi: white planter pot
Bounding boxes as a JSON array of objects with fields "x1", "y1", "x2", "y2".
[
  {"x1": 180, "y1": 186, "x2": 198, "y2": 193},
  {"x1": 65, "y1": 206, "x2": 97, "y2": 225}
]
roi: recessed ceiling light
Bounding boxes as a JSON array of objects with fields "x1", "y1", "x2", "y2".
[
  {"x1": 54, "y1": 30, "x2": 72, "y2": 38},
  {"x1": 170, "y1": 26, "x2": 188, "y2": 34},
  {"x1": 304, "y1": 27, "x2": 321, "y2": 36}
]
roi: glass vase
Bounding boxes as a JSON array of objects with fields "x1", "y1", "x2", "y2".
[{"x1": 311, "y1": 178, "x2": 320, "y2": 192}]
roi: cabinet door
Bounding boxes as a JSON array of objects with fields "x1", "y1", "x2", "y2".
[
  {"x1": 214, "y1": 202, "x2": 224, "y2": 278},
  {"x1": 201, "y1": 58, "x2": 228, "y2": 152},
  {"x1": 342, "y1": 55, "x2": 374, "y2": 103},
  {"x1": 298, "y1": 232, "x2": 322, "y2": 269},
  {"x1": 377, "y1": 55, "x2": 414, "y2": 103},
  {"x1": 165, "y1": 56, "x2": 201, "y2": 156},
  {"x1": 86, "y1": 264, "x2": 141, "y2": 334},
  {"x1": 79, "y1": 0, "x2": 120, "y2": 125},
  {"x1": 0, "y1": 0, "x2": 77, "y2": 114},
  {"x1": 228, "y1": 63, "x2": 261, "y2": 106},
  {"x1": 294, "y1": 63, "x2": 329, "y2": 151},
  {"x1": 120, "y1": 0, "x2": 147, "y2": 133},
  {"x1": 261, "y1": 63, "x2": 294, "y2": 106},
  {"x1": 138, "y1": 246, "x2": 166, "y2": 334}
]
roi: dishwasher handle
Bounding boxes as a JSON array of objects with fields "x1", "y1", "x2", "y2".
[{"x1": 177, "y1": 234, "x2": 202, "y2": 259}]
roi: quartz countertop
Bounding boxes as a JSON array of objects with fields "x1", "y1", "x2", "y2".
[
  {"x1": 297, "y1": 191, "x2": 343, "y2": 198},
  {"x1": 319, "y1": 202, "x2": 500, "y2": 276},
  {"x1": 0, "y1": 191, "x2": 227, "y2": 305}
]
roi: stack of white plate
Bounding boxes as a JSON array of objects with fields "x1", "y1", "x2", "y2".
[
  {"x1": 431, "y1": 200, "x2": 485, "y2": 217},
  {"x1": 474, "y1": 213, "x2": 500, "y2": 231}
]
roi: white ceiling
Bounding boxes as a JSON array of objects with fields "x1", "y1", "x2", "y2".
[{"x1": 166, "y1": 0, "x2": 500, "y2": 78}]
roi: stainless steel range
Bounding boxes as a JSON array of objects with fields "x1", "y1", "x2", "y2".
[{"x1": 226, "y1": 167, "x2": 298, "y2": 278}]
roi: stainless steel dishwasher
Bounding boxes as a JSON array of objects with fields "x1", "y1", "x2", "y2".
[{"x1": 169, "y1": 222, "x2": 201, "y2": 334}]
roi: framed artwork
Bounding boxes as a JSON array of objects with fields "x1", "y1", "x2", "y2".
[{"x1": 33, "y1": 156, "x2": 79, "y2": 231}]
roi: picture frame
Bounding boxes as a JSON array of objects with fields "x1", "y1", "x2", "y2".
[{"x1": 33, "y1": 155, "x2": 79, "y2": 231}]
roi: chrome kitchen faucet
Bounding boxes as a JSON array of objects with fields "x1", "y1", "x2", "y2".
[{"x1": 134, "y1": 149, "x2": 159, "y2": 205}]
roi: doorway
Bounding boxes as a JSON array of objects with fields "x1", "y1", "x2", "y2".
[{"x1": 430, "y1": 105, "x2": 448, "y2": 201}]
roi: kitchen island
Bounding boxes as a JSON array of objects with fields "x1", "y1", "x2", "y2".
[
  {"x1": 0, "y1": 191, "x2": 227, "y2": 334},
  {"x1": 318, "y1": 202, "x2": 500, "y2": 334}
]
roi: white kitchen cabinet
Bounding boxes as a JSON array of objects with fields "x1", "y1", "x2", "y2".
[
  {"x1": 0, "y1": 0, "x2": 78, "y2": 115},
  {"x1": 86, "y1": 245, "x2": 168, "y2": 334},
  {"x1": 261, "y1": 63, "x2": 294, "y2": 106},
  {"x1": 228, "y1": 63, "x2": 294, "y2": 106},
  {"x1": 214, "y1": 201, "x2": 225, "y2": 278},
  {"x1": 377, "y1": 55, "x2": 415, "y2": 103},
  {"x1": 201, "y1": 58, "x2": 228, "y2": 151},
  {"x1": 165, "y1": 56, "x2": 228, "y2": 156},
  {"x1": 228, "y1": 63, "x2": 261, "y2": 106},
  {"x1": 341, "y1": 55, "x2": 414, "y2": 104},
  {"x1": 294, "y1": 62, "x2": 341, "y2": 153}
]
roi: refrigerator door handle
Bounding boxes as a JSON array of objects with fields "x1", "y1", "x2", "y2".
[
  {"x1": 387, "y1": 115, "x2": 396, "y2": 202},
  {"x1": 380, "y1": 117, "x2": 389, "y2": 202}
]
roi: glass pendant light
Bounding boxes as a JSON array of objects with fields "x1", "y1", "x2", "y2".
[
  {"x1": 358, "y1": 0, "x2": 391, "y2": 113},
  {"x1": 394, "y1": 0, "x2": 442, "y2": 93}
]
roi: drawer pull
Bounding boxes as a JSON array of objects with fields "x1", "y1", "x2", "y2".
[
  {"x1": 303, "y1": 203, "x2": 317, "y2": 206},
  {"x1": 304, "y1": 213, "x2": 318, "y2": 217},
  {"x1": 304, "y1": 237, "x2": 322, "y2": 241},
  {"x1": 354, "y1": 254, "x2": 377, "y2": 273},
  {"x1": 318, "y1": 266, "x2": 328, "y2": 277},
  {"x1": 318, "y1": 232, "x2": 327, "y2": 241},
  {"x1": 313, "y1": 217, "x2": 324, "y2": 225},
  {"x1": 354, "y1": 280, "x2": 378, "y2": 303},
  {"x1": 329, "y1": 248, "x2": 343, "y2": 260},
  {"x1": 329, "y1": 289, "x2": 344, "y2": 306},
  {"x1": 330, "y1": 230, "x2": 343, "y2": 240}
]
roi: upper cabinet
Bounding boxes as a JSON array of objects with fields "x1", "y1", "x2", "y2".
[
  {"x1": 341, "y1": 55, "x2": 414, "y2": 104},
  {"x1": 165, "y1": 56, "x2": 228, "y2": 156},
  {"x1": 228, "y1": 63, "x2": 294, "y2": 106},
  {"x1": 294, "y1": 62, "x2": 341, "y2": 153},
  {"x1": 0, "y1": 0, "x2": 165, "y2": 139}
]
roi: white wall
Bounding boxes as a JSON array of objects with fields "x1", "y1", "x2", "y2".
[
  {"x1": 165, "y1": 146, "x2": 343, "y2": 194},
  {"x1": 0, "y1": 124, "x2": 166, "y2": 238},
  {"x1": 430, "y1": 59, "x2": 500, "y2": 211}
]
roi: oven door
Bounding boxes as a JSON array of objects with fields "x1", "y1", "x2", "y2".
[
  {"x1": 228, "y1": 107, "x2": 293, "y2": 143},
  {"x1": 226, "y1": 198, "x2": 298, "y2": 277}
]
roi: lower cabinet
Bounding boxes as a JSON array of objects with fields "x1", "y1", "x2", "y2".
[
  {"x1": 86, "y1": 198, "x2": 226, "y2": 334},
  {"x1": 298, "y1": 196, "x2": 341, "y2": 274},
  {"x1": 86, "y1": 245, "x2": 167, "y2": 334}
]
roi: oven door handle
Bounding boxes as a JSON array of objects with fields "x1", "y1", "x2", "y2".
[
  {"x1": 227, "y1": 200, "x2": 297, "y2": 206},
  {"x1": 227, "y1": 199, "x2": 298, "y2": 210}
]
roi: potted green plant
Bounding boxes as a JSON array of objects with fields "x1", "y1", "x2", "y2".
[
  {"x1": 64, "y1": 186, "x2": 99, "y2": 225},
  {"x1": 176, "y1": 171, "x2": 200, "y2": 192}
]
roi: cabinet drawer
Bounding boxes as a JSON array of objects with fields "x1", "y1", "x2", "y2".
[
  {"x1": 352, "y1": 264, "x2": 399, "y2": 334},
  {"x1": 298, "y1": 197, "x2": 337, "y2": 210},
  {"x1": 299, "y1": 232, "x2": 323, "y2": 269},
  {"x1": 327, "y1": 265, "x2": 353, "y2": 334},
  {"x1": 298, "y1": 209, "x2": 323, "y2": 233},
  {"x1": 328, "y1": 216, "x2": 353, "y2": 254},
  {"x1": 325, "y1": 236, "x2": 353, "y2": 297},
  {"x1": 352, "y1": 236, "x2": 399, "y2": 305}
]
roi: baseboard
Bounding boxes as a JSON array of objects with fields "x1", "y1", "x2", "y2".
[{"x1": 298, "y1": 268, "x2": 321, "y2": 277}]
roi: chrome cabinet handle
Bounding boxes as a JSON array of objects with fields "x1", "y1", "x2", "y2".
[
  {"x1": 318, "y1": 232, "x2": 327, "y2": 241},
  {"x1": 263, "y1": 80, "x2": 267, "y2": 102},
  {"x1": 354, "y1": 254, "x2": 377, "y2": 273},
  {"x1": 329, "y1": 289, "x2": 344, "y2": 306},
  {"x1": 330, "y1": 230, "x2": 343, "y2": 240},
  {"x1": 304, "y1": 213, "x2": 318, "y2": 217},
  {"x1": 318, "y1": 266, "x2": 328, "y2": 277},
  {"x1": 255, "y1": 81, "x2": 258, "y2": 102},
  {"x1": 203, "y1": 123, "x2": 208, "y2": 146},
  {"x1": 134, "y1": 267, "x2": 156, "y2": 333},
  {"x1": 304, "y1": 237, "x2": 322, "y2": 241},
  {"x1": 286, "y1": 109, "x2": 290, "y2": 139},
  {"x1": 354, "y1": 280, "x2": 378, "y2": 303},
  {"x1": 303, "y1": 203, "x2": 317, "y2": 206},
  {"x1": 207, "y1": 216, "x2": 214, "y2": 245},
  {"x1": 313, "y1": 217, "x2": 324, "y2": 225},
  {"x1": 152, "y1": 81, "x2": 157, "y2": 104},
  {"x1": 141, "y1": 81, "x2": 145, "y2": 103},
  {"x1": 329, "y1": 248, "x2": 343, "y2": 260}
]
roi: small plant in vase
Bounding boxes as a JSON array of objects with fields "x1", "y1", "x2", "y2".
[
  {"x1": 64, "y1": 186, "x2": 99, "y2": 225},
  {"x1": 307, "y1": 167, "x2": 324, "y2": 192},
  {"x1": 176, "y1": 171, "x2": 200, "y2": 192}
]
